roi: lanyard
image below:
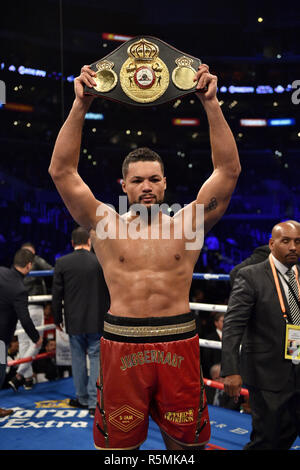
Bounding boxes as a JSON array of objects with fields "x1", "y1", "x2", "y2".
[{"x1": 269, "y1": 254, "x2": 300, "y2": 322}]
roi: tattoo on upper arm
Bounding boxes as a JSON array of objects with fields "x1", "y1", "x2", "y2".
[{"x1": 205, "y1": 197, "x2": 218, "y2": 212}]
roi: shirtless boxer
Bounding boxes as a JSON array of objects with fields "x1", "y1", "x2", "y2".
[{"x1": 49, "y1": 63, "x2": 240, "y2": 450}]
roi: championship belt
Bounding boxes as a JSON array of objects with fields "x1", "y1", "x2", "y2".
[{"x1": 84, "y1": 36, "x2": 202, "y2": 106}]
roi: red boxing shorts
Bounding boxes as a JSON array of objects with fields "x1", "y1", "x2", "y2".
[{"x1": 93, "y1": 312, "x2": 210, "y2": 450}]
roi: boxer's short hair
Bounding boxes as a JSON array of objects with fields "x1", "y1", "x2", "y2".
[{"x1": 122, "y1": 147, "x2": 164, "y2": 179}]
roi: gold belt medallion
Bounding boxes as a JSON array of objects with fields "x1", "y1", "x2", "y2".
[
  {"x1": 120, "y1": 38, "x2": 169, "y2": 103},
  {"x1": 172, "y1": 56, "x2": 197, "y2": 90},
  {"x1": 93, "y1": 60, "x2": 118, "y2": 93}
]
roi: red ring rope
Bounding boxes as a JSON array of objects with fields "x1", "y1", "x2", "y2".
[
  {"x1": 204, "y1": 378, "x2": 249, "y2": 397},
  {"x1": 7, "y1": 351, "x2": 55, "y2": 367},
  {"x1": 7, "y1": 352, "x2": 249, "y2": 398}
]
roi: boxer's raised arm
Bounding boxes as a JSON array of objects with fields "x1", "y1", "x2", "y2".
[
  {"x1": 49, "y1": 67, "x2": 101, "y2": 231},
  {"x1": 194, "y1": 67, "x2": 241, "y2": 235}
]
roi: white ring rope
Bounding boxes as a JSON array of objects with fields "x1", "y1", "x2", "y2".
[
  {"x1": 14, "y1": 323, "x2": 56, "y2": 336},
  {"x1": 189, "y1": 302, "x2": 227, "y2": 313},
  {"x1": 24, "y1": 295, "x2": 227, "y2": 349},
  {"x1": 28, "y1": 296, "x2": 227, "y2": 313},
  {"x1": 25, "y1": 295, "x2": 227, "y2": 349},
  {"x1": 15, "y1": 320, "x2": 223, "y2": 350},
  {"x1": 28, "y1": 295, "x2": 52, "y2": 303}
]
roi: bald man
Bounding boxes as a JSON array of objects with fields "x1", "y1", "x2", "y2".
[{"x1": 221, "y1": 220, "x2": 300, "y2": 449}]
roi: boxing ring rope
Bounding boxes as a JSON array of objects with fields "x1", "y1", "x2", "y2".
[
  {"x1": 7, "y1": 351, "x2": 55, "y2": 367},
  {"x1": 204, "y1": 378, "x2": 248, "y2": 397},
  {"x1": 10, "y1": 269, "x2": 249, "y2": 398},
  {"x1": 7, "y1": 348, "x2": 249, "y2": 398}
]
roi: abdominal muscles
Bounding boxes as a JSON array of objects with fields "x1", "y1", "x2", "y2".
[{"x1": 106, "y1": 262, "x2": 193, "y2": 318}]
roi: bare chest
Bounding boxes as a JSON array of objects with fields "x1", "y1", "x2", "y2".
[
  {"x1": 118, "y1": 239, "x2": 185, "y2": 267},
  {"x1": 91, "y1": 213, "x2": 199, "y2": 272}
]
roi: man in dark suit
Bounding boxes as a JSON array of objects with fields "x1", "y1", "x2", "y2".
[
  {"x1": 0, "y1": 249, "x2": 42, "y2": 413},
  {"x1": 221, "y1": 220, "x2": 300, "y2": 449},
  {"x1": 52, "y1": 227, "x2": 110, "y2": 416},
  {"x1": 201, "y1": 312, "x2": 224, "y2": 379},
  {"x1": 205, "y1": 363, "x2": 242, "y2": 411},
  {"x1": 15, "y1": 242, "x2": 53, "y2": 390},
  {"x1": 229, "y1": 244, "x2": 270, "y2": 287}
]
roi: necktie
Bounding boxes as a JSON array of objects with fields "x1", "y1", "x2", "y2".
[{"x1": 286, "y1": 268, "x2": 300, "y2": 325}]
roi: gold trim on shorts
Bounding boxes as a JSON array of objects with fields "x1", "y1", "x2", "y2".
[{"x1": 103, "y1": 319, "x2": 196, "y2": 338}]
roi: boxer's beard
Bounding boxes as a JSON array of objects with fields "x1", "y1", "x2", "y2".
[{"x1": 129, "y1": 195, "x2": 165, "y2": 222}]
